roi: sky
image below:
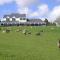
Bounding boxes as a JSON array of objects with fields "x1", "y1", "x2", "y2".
[{"x1": 0, "y1": 0, "x2": 60, "y2": 22}]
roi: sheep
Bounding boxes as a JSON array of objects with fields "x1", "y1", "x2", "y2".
[
  {"x1": 2, "y1": 30, "x2": 6, "y2": 33},
  {"x1": 16, "y1": 29, "x2": 21, "y2": 32},
  {"x1": 22, "y1": 29, "x2": 27, "y2": 35},
  {"x1": 31, "y1": 26, "x2": 32, "y2": 28},
  {"x1": 6, "y1": 29, "x2": 10, "y2": 33}
]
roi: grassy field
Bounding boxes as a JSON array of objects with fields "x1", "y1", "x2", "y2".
[{"x1": 0, "y1": 26, "x2": 60, "y2": 60}]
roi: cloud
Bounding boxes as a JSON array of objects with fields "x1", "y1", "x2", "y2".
[
  {"x1": 17, "y1": 4, "x2": 49, "y2": 19},
  {"x1": 18, "y1": 7, "x2": 32, "y2": 18},
  {"x1": 57, "y1": 0, "x2": 59, "y2": 1},
  {"x1": 15, "y1": 0, "x2": 37, "y2": 7},
  {"x1": 48, "y1": 5, "x2": 60, "y2": 22},
  {"x1": 0, "y1": 0, "x2": 38, "y2": 6},
  {"x1": 0, "y1": 0, "x2": 13, "y2": 5},
  {"x1": 18, "y1": 7, "x2": 30, "y2": 14},
  {"x1": 30, "y1": 4, "x2": 49, "y2": 18},
  {"x1": 16, "y1": 0, "x2": 38, "y2": 16}
]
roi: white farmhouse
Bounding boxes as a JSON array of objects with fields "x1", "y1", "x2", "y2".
[{"x1": 3, "y1": 13, "x2": 27, "y2": 23}]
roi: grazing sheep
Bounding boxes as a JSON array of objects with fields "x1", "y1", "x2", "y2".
[
  {"x1": 22, "y1": 29, "x2": 27, "y2": 35},
  {"x1": 16, "y1": 29, "x2": 20, "y2": 32},
  {"x1": 23, "y1": 31, "x2": 27, "y2": 35},
  {"x1": 2, "y1": 30, "x2": 6, "y2": 33},
  {"x1": 6, "y1": 29, "x2": 10, "y2": 33},
  {"x1": 31, "y1": 26, "x2": 32, "y2": 28}
]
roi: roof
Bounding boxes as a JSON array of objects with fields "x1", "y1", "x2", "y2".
[
  {"x1": 28, "y1": 19, "x2": 45, "y2": 23},
  {"x1": 3, "y1": 13, "x2": 26, "y2": 18},
  {"x1": 1, "y1": 21, "x2": 20, "y2": 24},
  {"x1": 20, "y1": 19, "x2": 46, "y2": 24}
]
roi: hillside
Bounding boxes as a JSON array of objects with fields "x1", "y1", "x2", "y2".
[{"x1": 0, "y1": 26, "x2": 60, "y2": 60}]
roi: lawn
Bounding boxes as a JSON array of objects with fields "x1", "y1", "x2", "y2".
[{"x1": 0, "y1": 26, "x2": 60, "y2": 60}]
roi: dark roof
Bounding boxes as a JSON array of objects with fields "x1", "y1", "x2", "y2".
[
  {"x1": 20, "y1": 19, "x2": 46, "y2": 24},
  {"x1": 28, "y1": 19, "x2": 44, "y2": 23},
  {"x1": 3, "y1": 13, "x2": 26, "y2": 18},
  {"x1": 20, "y1": 22, "x2": 46, "y2": 25},
  {"x1": 1, "y1": 21, "x2": 46, "y2": 25},
  {"x1": 1, "y1": 21, "x2": 20, "y2": 24}
]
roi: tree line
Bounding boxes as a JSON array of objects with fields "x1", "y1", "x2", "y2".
[{"x1": 44, "y1": 18, "x2": 56, "y2": 26}]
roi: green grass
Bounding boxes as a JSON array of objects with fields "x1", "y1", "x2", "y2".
[{"x1": 0, "y1": 26, "x2": 60, "y2": 60}]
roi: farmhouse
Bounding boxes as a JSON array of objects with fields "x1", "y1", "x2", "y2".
[
  {"x1": 0, "y1": 13, "x2": 46, "y2": 26},
  {"x1": 3, "y1": 13, "x2": 27, "y2": 22},
  {"x1": 1, "y1": 13, "x2": 27, "y2": 26}
]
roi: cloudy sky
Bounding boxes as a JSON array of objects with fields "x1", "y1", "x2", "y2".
[{"x1": 0, "y1": 0, "x2": 60, "y2": 22}]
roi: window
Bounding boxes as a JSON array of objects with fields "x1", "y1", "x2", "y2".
[
  {"x1": 23, "y1": 18, "x2": 25, "y2": 20},
  {"x1": 6, "y1": 18, "x2": 10, "y2": 22},
  {"x1": 12, "y1": 18, "x2": 16, "y2": 21},
  {"x1": 20, "y1": 18, "x2": 22, "y2": 20}
]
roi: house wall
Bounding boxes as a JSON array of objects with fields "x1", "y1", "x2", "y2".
[
  {"x1": 3, "y1": 18, "x2": 12, "y2": 21},
  {"x1": 3, "y1": 18, "x2": 27, "y2": 23},
  {"x1": 3, "y1": 18, "x2": 6, "y2": 21},
  {"x1": 10, "y1": 18, "x2": 12, "y2": 21},
  {"x1": 16, "y1": 18, "x2": 27, "y2": 22}
]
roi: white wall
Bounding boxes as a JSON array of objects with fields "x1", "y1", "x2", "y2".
[
  {"x1": 16, "y1": 18, "x2": 27, "y2": 22},
  {"x1": 2, "y1": 17, "x2": 27, "y2": 23},
  {"x1": 10, "y1": 18, "x2": 12, "y2": 21},
  {"x1": 3, "y1": 18, "x2": 6, "y2": 21}
]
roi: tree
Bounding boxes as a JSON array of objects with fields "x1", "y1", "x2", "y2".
[{"x1": 44, "y1": 18, "x2": 49, "y2": 26}]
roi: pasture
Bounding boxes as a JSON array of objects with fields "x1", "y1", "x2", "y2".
[{"x1": 0, "y1": 26, "x2": 60, "y2": 60}]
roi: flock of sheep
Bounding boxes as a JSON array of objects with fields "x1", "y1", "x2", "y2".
[
  {"x1": 1, "y1": 27, "x2": 44, "y2": 36},
  {"x1": 0, "y1": 26, "x2": 60, "y2": 48}
]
